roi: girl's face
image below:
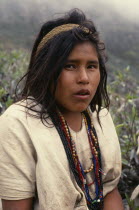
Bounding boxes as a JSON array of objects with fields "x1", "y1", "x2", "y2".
[{"x1": 55, "y1": 41, "x2": 100, "y2": 115}]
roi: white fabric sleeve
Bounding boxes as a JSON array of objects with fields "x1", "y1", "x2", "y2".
[
  {"x1": 0, "y1": 112, "x2": 36, "y2": 200},
  {"x1": 92, "y1": 108, "x2": 122, "y2": 196},
  {"x1": 100, "y1": 109, "x2": 122, "y2": 196}
]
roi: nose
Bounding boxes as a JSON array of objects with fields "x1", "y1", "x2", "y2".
[{"x1": 77, "y1": 68, "x2": 89, "y2": 84}]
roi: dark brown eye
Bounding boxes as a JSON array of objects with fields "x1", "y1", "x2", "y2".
[
  {"x1": 64, "y1": 64, "x2": 76, "y2": 70},
  {"x1": 87, "y1": 65, "x2": 97, "y2": 69}
]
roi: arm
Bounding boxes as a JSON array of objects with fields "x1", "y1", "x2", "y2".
[
  {"x1": 2, "y1": 198, "x2": 34, "y2": 210},
  {"x1": 97, "y1": 110, "x2": 123, "y2": 209},
  {"x1": 103, "y1": 187, "x2": 124, "y2": 210},
  {"x1": 0, "y1": 112, "x2": 36, "y2": 206}
]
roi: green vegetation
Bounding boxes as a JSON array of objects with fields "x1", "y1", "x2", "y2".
[
  {"x1": 0, "y1": 46, "x2": 29, "y2": 111},
  {"x1": 108, "y1": 67, "x2": 139, "y2": 208},
  {"x1": 0, "y1": 47, "x2": 139, "y2": 208}
]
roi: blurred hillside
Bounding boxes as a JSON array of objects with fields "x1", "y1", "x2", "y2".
[{"x1": 0, "y1": 0, "x2": 139, "y2": 80}]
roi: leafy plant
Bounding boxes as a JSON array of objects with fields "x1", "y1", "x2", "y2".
[
  {"x1": 108, "y1": 67, "x2": 139, "y2": 208},
  {"x1": 0, "y1": 45, "x2": 29, "y2": 113}
]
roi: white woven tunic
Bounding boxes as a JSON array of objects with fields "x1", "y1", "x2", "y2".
[{"x1": 0, "y1": 100, "x2": 121, "y2": 210}]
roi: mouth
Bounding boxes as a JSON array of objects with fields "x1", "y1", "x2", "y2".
[{"x1": 73, "y1": 89, "x2": 90, "y2": 99}]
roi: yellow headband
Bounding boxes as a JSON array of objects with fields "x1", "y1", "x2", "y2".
[{"x1": 36, "y1": 24, "x2": 79, "y2": 55}]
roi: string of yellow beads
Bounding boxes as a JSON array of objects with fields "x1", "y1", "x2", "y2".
[{"x1": 58, "y1": 110, "x2": 98, "y2": 174}]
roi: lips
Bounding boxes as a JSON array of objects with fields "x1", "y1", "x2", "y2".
[
  {"x1": 74, "y1": 89, "x2": 90, "y2": 96},
  {"x1": 73, "y1": 89, "x2": 90, "y2": 100}
]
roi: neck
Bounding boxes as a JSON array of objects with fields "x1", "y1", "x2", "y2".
[{"x1": 60, "y1": 110, "x2": 82, "y2": 132}]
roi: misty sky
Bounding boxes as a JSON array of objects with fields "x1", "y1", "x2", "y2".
[
  {"x1": 105, "y1": 0, "x2": 139, "y2": 20},
  {"x1": 37, "y1": 0, "x2": 139, "y2": 22},
  {"x1": 1, "y1": 0, "x2": 139, "y2": 23}
]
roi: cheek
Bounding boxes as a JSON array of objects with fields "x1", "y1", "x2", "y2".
[
  {"x1": 92, "y1": 71, "x2": 100, "y2": 87},
  {"x1": 57, "y1": 71, "x2": 74, "y2": 91},
  {"x1": 55, "y1": 74, "x2": 70, "y2": 98}
]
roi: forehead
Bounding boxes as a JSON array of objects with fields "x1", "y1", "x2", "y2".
[{"x1": 68, "y1": 41, "x2": 98, "y2": 60}]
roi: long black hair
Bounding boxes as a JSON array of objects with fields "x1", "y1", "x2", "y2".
[{"x1": 16, "y1": 9, "x2": 110, "y2": 125}]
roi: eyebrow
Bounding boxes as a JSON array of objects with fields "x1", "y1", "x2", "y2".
[{"x1": 66, "y1": 59, "x2": 99, "y2": 64}]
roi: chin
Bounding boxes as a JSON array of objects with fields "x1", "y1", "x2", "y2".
[{"x1": 72, "y1": 104, "x2": 89, "y2": 113}]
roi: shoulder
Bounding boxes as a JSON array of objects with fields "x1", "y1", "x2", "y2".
[
  {"x1": 0, "y1": 100, "x2": 26, "y2": 131},
  {"x1": 1, "y1": 99, "x2": 26, "y2": 116},
  {"x1": 89, "y1": 107, "x2": 114, "y2": 127},
  {"x1": 0, "y1": 99, "x2": 41, "y2": 144},
  {"x1": 0, "y1": 99, "x2": 52, "y2": 145},
  {"x1": 89, "y1": 107, "x2": 119, "y2": 142},
  {"x1": 0, "y1": 100, "x2": 31, "y2": 144},
  {"x1": 1, "y1": 98, "x2": 39, "y2": 118},
  {"x1": 0, "y1": 98, "x2": 42, "y2": 125}
]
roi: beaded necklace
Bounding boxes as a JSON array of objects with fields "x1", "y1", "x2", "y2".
[{"x1": 51, "y1": 109, "x2": 104, "y2": 210}]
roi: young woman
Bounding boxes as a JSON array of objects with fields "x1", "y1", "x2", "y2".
[{"x1": 0, "y1": 9, "x2": 124, "y2": 210}]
